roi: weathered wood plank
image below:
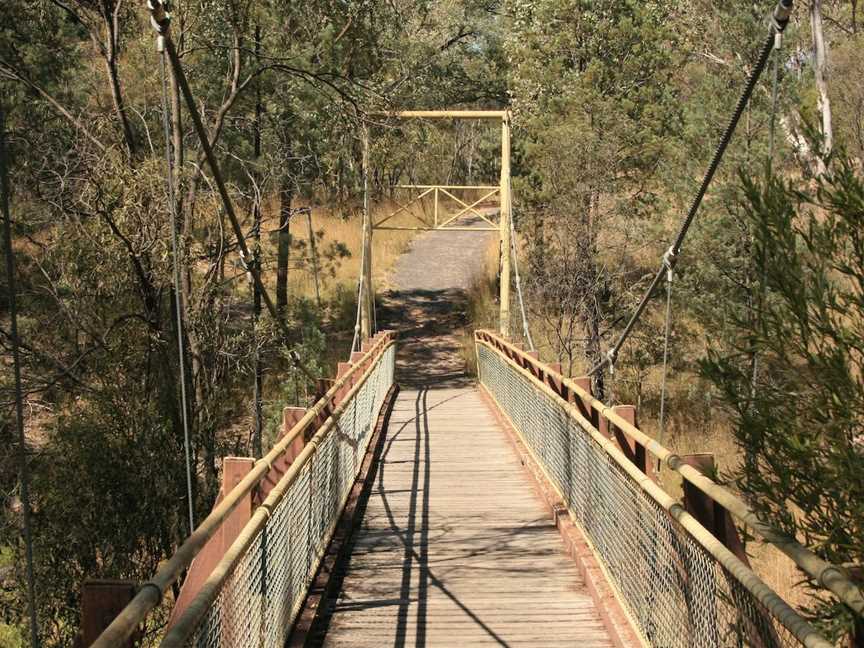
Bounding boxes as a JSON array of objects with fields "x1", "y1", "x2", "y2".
[{"x1": 309, "y1": 386, "x2": 617, "y2": 647}]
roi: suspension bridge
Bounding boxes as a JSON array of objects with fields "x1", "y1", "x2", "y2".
[
  {"x1": 1, "y1": 0, "x2": 854, "y2": 646},
  {"x1": 83, "y1": 316, "x2": 862, "y2": 648}
]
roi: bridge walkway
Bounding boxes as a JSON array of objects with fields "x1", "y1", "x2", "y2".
[{"x1": 311, "y1": 385, "x2": 614, "y2": 647}]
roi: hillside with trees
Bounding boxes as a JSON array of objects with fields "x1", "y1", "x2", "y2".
[{"x1": 1, "y1": 0, "x2": 862, "y2": 645}]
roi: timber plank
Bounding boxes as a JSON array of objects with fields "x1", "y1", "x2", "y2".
[{"x1": 311, "y1": 387, "x2": 617, "y2": 647}]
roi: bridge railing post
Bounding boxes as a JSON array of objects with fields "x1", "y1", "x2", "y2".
[
  {"x1": 609, "y1": 405, "x2": 655, "y2": 481},
  {"x1": 77, "y1": 580, "x2": 138, "y2": 648},
  {"x1": 546, "y1": 362, "x2": 564, "y2": 397},
  {"x1": 167, "y1": 457, "x2": 256, "y2": 630},
  {"x1": 571, "y1": 376, "x2": 596, "y2": 429},
  {"x1": 680, "y1": 454, "x2": 788, "y2": 647},
  {"x1": 681, "y1": 454, "x2": 748, "y2": 564}
]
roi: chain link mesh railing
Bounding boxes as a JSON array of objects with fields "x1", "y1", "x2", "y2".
[
  {"x1": 171, "y1": 343, "x2": 395, "y2": 648},
  {"x1": 477, "y1": 341, "x2": 828, "y2": 648}
]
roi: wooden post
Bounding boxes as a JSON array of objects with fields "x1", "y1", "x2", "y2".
[
  {"x1": 499, "y1": 112, "x2": 511, "y2": 337},
  {"x1": 360, "y1": 124, "x2": 373, "y2": 340}
]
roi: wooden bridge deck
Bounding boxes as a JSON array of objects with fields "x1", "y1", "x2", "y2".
[{"x1": 314, "y1": 386, "x2": 615, "y2": 647}]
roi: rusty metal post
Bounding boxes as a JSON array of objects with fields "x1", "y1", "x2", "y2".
[
  {"x1": 80, "y1": 581, "x2": 137, "y2": 647},
  {"x1": 499, "y1": 112, "x2": 511, "y2": 337},
  {"x1": 681, "y1": 454, "x2": 749, "y2": 564},
  {"x1": 610, "y1": 405, "x2": 654, "y2": 480},
  {"x1": 571, "y1": 376, "x2": 596, "y2": 428},
  {"x1": 169, "y1": 457, "x2": 256, "y2": 627},
  {"x1": 546, "y1": 362, "x2": 563, "y2": 396}
]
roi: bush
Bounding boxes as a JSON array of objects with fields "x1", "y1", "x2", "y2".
[{"x1": 701, "y1": 154, "x2": 864, "y2": 638}]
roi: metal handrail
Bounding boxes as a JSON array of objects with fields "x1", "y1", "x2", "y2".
[
  {"x1": 476, "y1": 336, "x2": 831, "y2": 647},
  {"x1": 475, "y1": 329, "x2": 864, "y2": 619},
  {"x1": 91, "y1": 331, "x2": 396, "y2": 648},
  {"x1": 392, "y1": 184, "x2": 499, "y2": 190},
  {"x1": 161, "y1": 337, "x2": 397, "y2": 646}
]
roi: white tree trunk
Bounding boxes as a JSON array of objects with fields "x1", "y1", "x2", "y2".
[{"x1": 810, "y1": 0, "x2": 833, "y2": 174}]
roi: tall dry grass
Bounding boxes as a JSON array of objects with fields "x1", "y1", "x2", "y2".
[
  {"x1": 256, "y1": 199, "x2": 418, "y2": 305},
  {"x1": 460, "y1": 236, "x2": 500, "y2": 374}
]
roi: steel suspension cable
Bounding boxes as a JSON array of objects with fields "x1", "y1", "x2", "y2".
[
  {"x1": 751, "y1": 32, "x2": 783, "y2": 396},
  {"x1": 350, "y1": 230, "x2": 366, "y2": 353},
  {"x1": 1, "y1": 105, "x2": 41, "y2": 648},
  {"x1": 589, "y1": 0, "x2": 794, "y2": 376},
  {"x1": 656, "y1": 252, "x2": 674, "y2": 468},
  {"x1": 146, "y1": 1, "x2": 318, "y2": 387},
  {"x1": 158, "y1": 41, "x2": 196, "y2": 535},
  {"x1": 351, "y1": 121, "x2": 371, "y2": 354},
  {"x1": 507, "y1": 174, "x2": 535, "y2": 351}
]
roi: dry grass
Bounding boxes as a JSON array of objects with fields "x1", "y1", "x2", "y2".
[
  {"x1": 460, "y1": 236, "x2": 500, "y2": 375},
  {"x1": 253, "y1": 191, "x2": 488, "y2": 307},
  {"x1": 255, "y1": 199, "x2": 421, "y2": 304}
]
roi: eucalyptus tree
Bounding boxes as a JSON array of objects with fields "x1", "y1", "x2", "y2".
[{"x1": 504, "y1": 0, "x2": 683, "y2": 397}]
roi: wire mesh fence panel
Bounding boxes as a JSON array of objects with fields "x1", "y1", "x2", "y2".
[
  {"x1": 477, "y1": 343, "x2": 810, "y2": 648},
  {"x1": 181, "y1": 344, "x2": 395, "y2": 648}
]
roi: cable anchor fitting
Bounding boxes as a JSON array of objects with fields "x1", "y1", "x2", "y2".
[
  {"x1": 662, "y1": 246, "x2": 677, "y2": 282},
  {"x1": 238, "y1": 249, "x2": 254, "y2": 284},
  {"x1": 606, "y1": 349, "x2": 618, "y2": 375},
  {"x1": 770, "y1": 0, "x2": 793, "y2": 35},
  {"x1": 147, "y1": 0, "x2": 171, "y2": 36}
]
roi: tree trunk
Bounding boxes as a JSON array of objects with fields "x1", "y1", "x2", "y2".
[
  {"x1": 810, "y1": 0, "x2": 833, "y2": 174},
  {"x1": 584, "y1": 279, "x2": 606, "y2": 401},
  {"x1": 277, "y1": 173, "x2": 292, "y2": 318},
  {"x1": 580, "y1": 194, "x2": 606, "y2": 401},
  {"x1": 252, "y1": 24, "x2": 263, "y2": 458},
  {"x1": 100, "y1": 13, "x2": 136, "y2": 160}
]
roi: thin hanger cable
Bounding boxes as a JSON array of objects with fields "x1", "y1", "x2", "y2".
[
  {"x1": 1, "y1": 103, "x2": 41, "y2": 648},
  {"x1": 158, "y1": 40, "x2": 195, "y2": 534}
]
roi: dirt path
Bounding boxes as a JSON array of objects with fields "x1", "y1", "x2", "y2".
[{"x1": 377, "y1": 215, "x2": 496, "y2": 388}]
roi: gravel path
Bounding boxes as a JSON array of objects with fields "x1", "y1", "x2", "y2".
[{"x1": 378, "y1": 215, "x2": 496, "y2": 387}]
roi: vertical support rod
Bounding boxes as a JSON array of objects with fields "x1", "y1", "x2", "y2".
[
  {"x1": 499, "y1": 112, "x2": 512, "y2": 337},
  {"x1": 360, "y1": 124, "x2": 373, "y2": 340},
  {"x1": 306, "y1": 210, "x2": 322, "y2": 310},
  {"x1": 159, "y1": 43, "x2": 195, "y2": 534},
  {"x1": 1, "y1": 107, "x2": 41, "y2": 648},
  {"x1": 433, "y1": 186, "x2": 439, "y2": 228},
  {"x1": 251, "y1": 24, "x2": 263, "y2": 460}
]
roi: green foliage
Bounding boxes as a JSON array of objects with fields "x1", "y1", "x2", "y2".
[
  {"x1": 23, "y1": 395, "x2": 183, "y2": 644},
  {"x1": 701, "y1": 152, "x2": 864, "y2": 638},
  {"x1": 262, "y1": 299, "x2": 330, "y2": 450},
  {"x1": 504, "y1": 0, "x2": 683, "y2": 380}
]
